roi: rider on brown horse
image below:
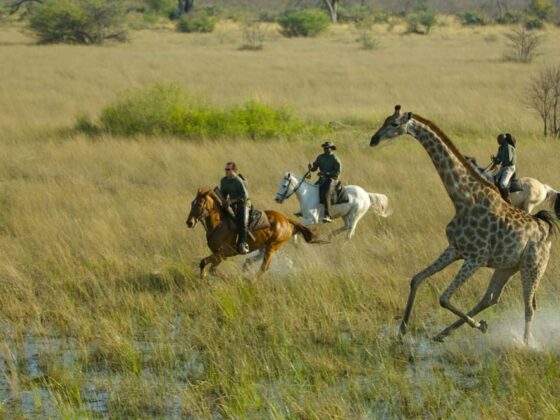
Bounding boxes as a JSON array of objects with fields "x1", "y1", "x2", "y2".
[
  {"x1": 308, "y1": 141, "x2": 342, "y2": 223},
  {"x1": 220, "y1": 161, "x2": 250, "y2": 254}
]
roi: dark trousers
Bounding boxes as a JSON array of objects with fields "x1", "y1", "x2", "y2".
[
  {"x1": 318, "y1": 178, "x2": 335, "y2": 217},
  {"x1": 234, "y1": 203, "x2": 250, "y2": 244}
]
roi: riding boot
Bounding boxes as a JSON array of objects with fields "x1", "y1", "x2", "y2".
[
  {"x1": 499, "y1": 186, "x2": 511, "y2": 204},
  {"x1": 236, "y1": 204, "x2": 250, "y2": 254},
  {"x1": 322, "y1": 191, "x2": 333, "y2": 223}
]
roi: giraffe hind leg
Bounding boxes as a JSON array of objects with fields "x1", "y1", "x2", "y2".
[
  {"x1": 438, "y1": 259, "x2": 486, "y2": 332},
  {"x1": 433, "y1": 268, "x2": 516, "y2": 342},
  {"x1": 520, "y1": 242, "x2": 551, "y2": 345}
]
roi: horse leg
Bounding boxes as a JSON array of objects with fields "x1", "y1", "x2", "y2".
[
  {"x1": 242, "y1": 249, "x2": 263, "y2": 273},
  {"x1": 257, "y1": 244, "x2": 279, "y2": 277},
  {"x1": 200, "y1": 253, "x2": 223, "y2": 279},
  {"x1": 346, "y1": 206, "x2": 368, "y2": 239}
]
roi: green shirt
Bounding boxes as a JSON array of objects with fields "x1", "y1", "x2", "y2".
[
  {"x1": 220, "y1": 175, "x2": 249, "y2": 203},
  {"x1": 495, "y1": 143, "x2": 516, "y2": 167},
  {"x1": 311, "y1": 153, "x2": 341, "y2": 178}
]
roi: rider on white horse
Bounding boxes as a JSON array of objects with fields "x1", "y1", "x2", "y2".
[
  {"x1": 308, "y1": 141, "x2": 342, "y2": 223},
  {"x1": 489, "y1": 133, "x2": 517, "y2": 203}
]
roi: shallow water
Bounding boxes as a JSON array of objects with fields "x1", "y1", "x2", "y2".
[{"x1": 0, "y1": 330, "x2": 205, "y2": 417}]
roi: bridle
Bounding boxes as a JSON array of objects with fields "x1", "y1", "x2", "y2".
[
  {"x1": 277, "y1": 172, "x2": 308, "y2": 201},
  {"x1": 188, "y1": 196, "x2": 214, "y2": 232}
]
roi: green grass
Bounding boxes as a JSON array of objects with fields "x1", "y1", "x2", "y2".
[{"x1": 0, "y1": 19, "x2": 559, "y2": 417}]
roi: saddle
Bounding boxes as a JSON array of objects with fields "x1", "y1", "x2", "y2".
[
  {"x1": 494, "y1": 172, "x2": 523, "y2": 193},
  {"x1": 331, "y1": 181, "x2": 349, "y2": 205},
  {"x1": 508, "y1": 173, "x2": 523, "y2": 193},
  {"x1": 225, "y1": 208, "x2": 270, "y2": 233}
]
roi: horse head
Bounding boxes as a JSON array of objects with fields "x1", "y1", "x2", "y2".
[
  {"x1": 186, "y1": 188, "x2": 216, "y2": 228},
  {"x1": 275, "y1": 172, "x2": 296, "y2": 203}
]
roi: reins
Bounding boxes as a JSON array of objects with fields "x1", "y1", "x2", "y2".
[{"x1": 280, "y1": 170, "x2": 311, "y2": 200}]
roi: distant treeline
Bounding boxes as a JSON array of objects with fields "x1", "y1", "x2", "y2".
[{"x1": 182, "y1": 0, "x2": 556, "y2": 15}]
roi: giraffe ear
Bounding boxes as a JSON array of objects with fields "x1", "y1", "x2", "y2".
[
  {"x1": 394, "y1": 105, "x2": 401, "y2": 115},
  {"x1": 406, "y1": 112, "x2": 413, "y2": 120}
]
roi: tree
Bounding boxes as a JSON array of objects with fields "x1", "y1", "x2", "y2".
[
  {"x1": 525, "y1": 65, "x2": 560, "y2": 137},
  {"x1": 528, "y1": 0, "x2": 555, "y2": 20},
  {"x1": 176, "y1": 0, "x2": 194, "y2": 16},
  {"x1": 323, "y1": 0, "x2": 339, "y2": 23},
  {"x1": 504, "y1": 27, "x2": 543, "y2": 63},
  {"x1": 28, "y1": 0, "x2": 127, "y2": 44},
  {"x1": 5, "y1": 0, "x2": 44, "y2": 16}
]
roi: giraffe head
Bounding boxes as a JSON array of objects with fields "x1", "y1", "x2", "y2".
[{"x1": 370, "y1": 105, "x2": 413, "y2": 146}]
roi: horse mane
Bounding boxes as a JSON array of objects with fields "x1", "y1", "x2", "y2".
[{"x1": 412, "y1": 114, "x2": 498, "y2": 190}]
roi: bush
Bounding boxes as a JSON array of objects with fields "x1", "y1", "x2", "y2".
[
  {"x1": 528, "y1": 0, "x2": 555, "y2": 20},
  {"x1": 28, "y1": 0, "x2": 127, "y2": 44},
  {"x1": 357, "y1": 31, "x2": 379, "y2": 50},
  {"x1": 145, "y1": 0, "x2": 175, "y2": 16},
  {"x1": 93, "y1": 83, "x2": 323, "y2": 140},
  {"x1": 524, "y1": 16, "x2": 544, "y2": 29},
  {"x1": 495, "y1": 11, "x2": 523, "y2": 24},
  {"x1": 278, "y1": 9, "x2": 330, "y2": 38},
  {"x1": 240, "y1": 20, "x2": 264, "y2": 51},
  {"x1": 405, "y1": 10, "x2": 437, "y2": 34},
  {"x1": 176, "y1": 11, "x2": 215, "y2": 33},
  {"x1": 459, "y1": 11, "x2": 487, "y2": 26}
]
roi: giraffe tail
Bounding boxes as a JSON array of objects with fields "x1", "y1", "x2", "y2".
[{"x1": 533, "y1": 210, "x2": 560, "y2": 237}]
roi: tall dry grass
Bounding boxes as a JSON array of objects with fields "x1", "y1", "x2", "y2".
[{"x1": 0, "y1": 19, "x2": 559, "y2": 417}]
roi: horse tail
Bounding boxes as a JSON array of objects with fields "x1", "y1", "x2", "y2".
[
  {"x1": 288, "y1": 220, "x2": 327, "y2": 244},
  {"x1": 368, "y1": 193, "x2": 392, "y2": 217},
  {"x1": 533, "y1": 210, "x2": 560, "y2": 238},
  {"x1": 543, "y1": 185, "x2": 560, "y2": 219}
]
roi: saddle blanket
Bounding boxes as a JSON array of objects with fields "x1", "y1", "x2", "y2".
[
  {"x1": 248, "y1": 209, "x2": 270, "y2": 231},
  {"x1": 227, "y1": 208, "x2": 270, "y2": 232}
]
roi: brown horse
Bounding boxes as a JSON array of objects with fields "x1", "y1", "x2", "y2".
[{"x1": 186, "y1": 188, "x2": 320, "y2": 278}]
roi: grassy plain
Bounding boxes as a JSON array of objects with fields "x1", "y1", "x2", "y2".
[{"x1": 0, "y1": 18, "x2": 560, "y2": 417}]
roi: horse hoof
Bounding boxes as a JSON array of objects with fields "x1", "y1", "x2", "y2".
[{"x1": 479, "y1": 320, "x2": 488, "y2": 334}]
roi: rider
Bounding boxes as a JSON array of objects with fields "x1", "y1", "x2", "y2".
[
  {"x1": 220, "y1": 161, "x2": 250, "y2": 254},
  {"x1": 490, "y1": 133, "x2": 516, "y2": 203},
  {"x1": 308, "y1": 141, "x2": 342, "y2": 223}
]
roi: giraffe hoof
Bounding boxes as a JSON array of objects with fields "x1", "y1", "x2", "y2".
[
  {"x1": 398, "y1": 323, "x2": 408, "y2": 336},
  {"x1": 479, "y1": 320, "x2": 488, "y2": 333},
  {"x1": 432, "y1": 333, "x2": 446, "y2": 342}
]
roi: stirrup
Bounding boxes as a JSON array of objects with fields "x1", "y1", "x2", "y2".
[{"x1": 237, "y1": 242, "x2": 250, "y2": 254}]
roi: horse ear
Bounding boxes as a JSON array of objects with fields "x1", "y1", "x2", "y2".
[{"x1": 406, "y1": 112, "x2": 412, "y2": 120}]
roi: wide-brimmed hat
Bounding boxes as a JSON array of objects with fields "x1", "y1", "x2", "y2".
[{"x1": 321, "y1": 141, "x2": 336, "y2": 150}]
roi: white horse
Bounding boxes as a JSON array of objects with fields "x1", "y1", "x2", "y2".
[
  {"x1": 465, "y1": 156, "x2": 560, "y2": 216},
  {"x1": 274, "y1": 172, "x2": 391, "y2": 239}
]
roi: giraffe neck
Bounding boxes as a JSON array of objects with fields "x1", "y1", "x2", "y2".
[{"x1": 407, "y1": 116, "x2": 493, "y2": 210}]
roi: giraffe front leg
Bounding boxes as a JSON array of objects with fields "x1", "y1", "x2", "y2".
[{"x1": 399, "y1": 247, "x2": 458, "y2": 335}]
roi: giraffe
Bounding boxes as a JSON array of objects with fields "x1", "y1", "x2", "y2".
[{"x1": 369, "y1": 105, "x2": 558, "y2": 344}]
